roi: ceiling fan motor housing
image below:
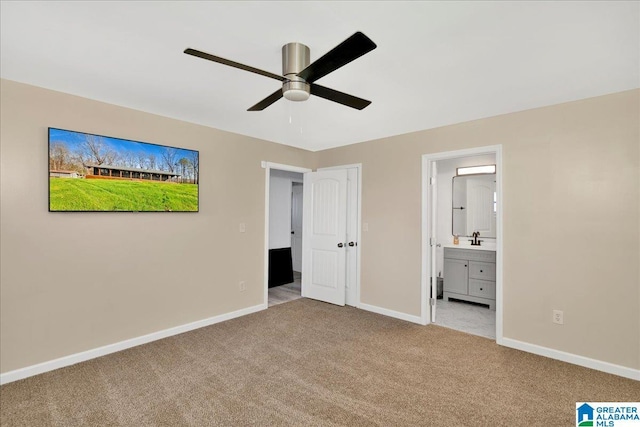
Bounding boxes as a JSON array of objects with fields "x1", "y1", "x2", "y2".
[
  {"x1": 184, "y1": 31, "x2": 375, "y2": 110},
  {"x1": 282, "y1": 42, "x2": 311, "y2": 101}
]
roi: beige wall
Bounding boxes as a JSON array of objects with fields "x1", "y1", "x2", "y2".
[
  {"x1": 315, "y1": 90, "x2": 640, "y2": 370},
  {"x1": 1, "y1": 79, "x2": 638, "y2": 375},
  {"x1": 0, "y1": 79, "x2": 314, "y2": 373}
]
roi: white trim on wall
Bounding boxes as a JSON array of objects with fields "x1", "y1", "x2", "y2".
[
  {"x1": 262, "y1": 161, "x2": 313, "y2": 308},
  {"x1": 421, "y1": 156, "x2": 430, "y2": 325},
  {"x1": 260, "y1": 161, "x2": 310, "y2": 174},
  {"x1": 501, "y1": 337, "x2": 640, "y2": 381},
  {"x1": 359, "y1": 302, "x2": 423, "y2": 325},
  {"x1": 0, "y1": 303, "x2": 265, "y2": 385}
]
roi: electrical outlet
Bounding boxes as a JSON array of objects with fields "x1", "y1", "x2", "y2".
[
  {"x1": 239, "y1": 223, "x2": 246, "y2": 233},
  {"x1": 553, "y1": 310, "x2": 563, "y2": 325},
  {"x1": 239, "y1": 281, "x2": 246, "y2": 292}
]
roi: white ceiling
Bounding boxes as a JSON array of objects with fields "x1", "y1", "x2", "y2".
[{"x1": 1, "y1": 1, "x2": 638, "y2": 151}]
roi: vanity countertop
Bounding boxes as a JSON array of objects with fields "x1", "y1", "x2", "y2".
[{"x1": 442, "y1": 242, "x2": 496, "y2": 251}]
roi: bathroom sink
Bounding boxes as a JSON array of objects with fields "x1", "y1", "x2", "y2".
[{"x1": 442, "y1": 242, "x2": 497, "y2": 251}]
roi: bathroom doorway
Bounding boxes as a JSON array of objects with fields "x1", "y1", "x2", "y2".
[{"x1": 422, "y1": 146, "x2": 503, "y2": 342}]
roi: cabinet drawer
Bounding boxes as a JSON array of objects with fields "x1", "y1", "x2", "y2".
[
  {"x1": 468, "y1": 279, "x2": 495, "y2": 299},
  {"x1": 469, "y1": 261, "x2": 496, "y2": 281}
]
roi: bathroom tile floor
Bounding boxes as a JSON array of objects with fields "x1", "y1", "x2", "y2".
[{"x1": 434, "y1": 298, "x2": 496, "y2": 340}]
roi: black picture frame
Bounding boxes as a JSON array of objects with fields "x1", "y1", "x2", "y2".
[{"x1": 48, "y1": 127, "x2": 199, "y2": 212}]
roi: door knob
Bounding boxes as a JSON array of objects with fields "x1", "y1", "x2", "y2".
[
  {"x1": 348, "y1": 241, "x2": 356, "y2": 247},
  {"x1": 337, "y1": 243, "x2": 344, "y2": 248}
]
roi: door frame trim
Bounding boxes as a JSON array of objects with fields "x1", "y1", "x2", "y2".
[
  {"x1": 290, "y1": 181, "x2": 303, "y2": 272},
  {"x1": 261, "y1": 161, "x2": 312, "y2": 308},
  {"x1": 421, "y1": 146, "x2": 503, "y2": 345},
  {"x1": 318, "y1": 163, "x2": 362, "y2": 307}
]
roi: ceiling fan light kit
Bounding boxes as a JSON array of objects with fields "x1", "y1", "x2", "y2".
[
  {"x1": 184, "y1": 32, "x2": 377, "y2": 111},
  {"x1": 282, "y1": 42, "x2": 311, "y2": 101}
]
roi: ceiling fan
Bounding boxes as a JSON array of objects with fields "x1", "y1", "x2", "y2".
[{"x1": 184, "y1": 32, "x2": 377, "y2": 111}]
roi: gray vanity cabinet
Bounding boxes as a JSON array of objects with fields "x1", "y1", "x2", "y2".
[
  {"x1": 443, "y1": 259, "x2": 468, "y2": 295},
  {"x1": 443, "y1": 248, "x2": 496, "y2": 309}
]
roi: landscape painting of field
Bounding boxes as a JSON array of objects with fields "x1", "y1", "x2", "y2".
[{"x1": 49, "y1": 128, "x2": 199, "y2": 212}]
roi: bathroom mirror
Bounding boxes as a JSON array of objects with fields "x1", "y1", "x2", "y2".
[{"x1": 452, "y1": 174, "x2": 496, "y2": 238}]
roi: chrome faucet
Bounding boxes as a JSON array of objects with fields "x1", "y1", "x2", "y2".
[{"x1": 470, "y1": 231, "x2": 482, "y2": 246}]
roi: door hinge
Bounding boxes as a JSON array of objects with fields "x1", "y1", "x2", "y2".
[
  {"x1": 430, "y1": 237, "x2": 437, "y2": 246},
  {"x1": 430, "y1": 298, "x2": 436, "y2": 306},
  {"x1": 430, "y1": 177, "x2": 436, "y2": 185}
]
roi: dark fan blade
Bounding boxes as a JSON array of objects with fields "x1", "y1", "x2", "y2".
[
  {"x1": 310, "y1": 84, "x2": 371, "y2": 110},
  {"x1": 248, "y1": 89, "x2": 283, "y2": 111},
  {"x1": 184, "y1": 48, "x2": 286, "y2": 82},
  {"x1": 297, "y1": 32, "x2": 377, "y2": 83}
]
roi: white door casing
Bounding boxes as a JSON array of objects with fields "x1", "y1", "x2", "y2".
[
  {"x1": 301, "y1": 169, "x2": 348, "y2": 306},
  {"x1": 291, "y1": 183, "x2": 303, "y2": 272},
  {"x1": 430, "y1": 161, "x2": 438, "y2": 322},
  {"x1": 345, "y1": 168, "x2": 358, "y2": 306}
]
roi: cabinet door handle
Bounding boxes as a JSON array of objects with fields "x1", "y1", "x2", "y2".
[
  {"x1": 464, "y1": 264, "x2": 467, "y2": 267},
  {"x1": 480, "y1": 270, "x2": 483, "y2": 273},
  {"x1": 480, "y1": 287, "x2": 483, "y2": 291},
  {"x1": 337, "y1": 243, "x2": 344, "y2": 248}
]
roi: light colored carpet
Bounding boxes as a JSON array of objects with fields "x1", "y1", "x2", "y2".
[{"x1": 1, "y1": 299, "x2": 637, "y2": 426}]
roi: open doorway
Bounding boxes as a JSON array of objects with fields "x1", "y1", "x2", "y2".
[
  {"x1": 422, "y1": 146, "x2": 503, "y2": 342},
  {"x1": 262, "y1": 162, "x2": 362, "y2": 309},
  {"x1": 262, "y1": 162, "x2": 312, "y2": 308},
  {"x1": 267, "y1": 169, "x2": 304, "y2": 307},
  {"x1": 267, "y1": 182, "x2": 304, "y2": 305}
]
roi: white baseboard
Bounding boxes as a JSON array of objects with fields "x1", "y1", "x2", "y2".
[
  {"x1": 356, "y1": 306, "x2": 638, "y2": 380},
  {"x1": 500, "y1": 337, "x2": 639, "y2": 381},
  {"x1": 0, "y1": 304, "x2": 265, "y2": 385},
  {"x1": 358, "y1": 302, "x2": 423, "y2": 325},
  {"x1": 4, "y1": 304, "x2": 635, "y2": 385}
]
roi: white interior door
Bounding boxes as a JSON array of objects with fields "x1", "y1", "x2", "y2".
[
  {"x1": 291, "y1": 183, "x2": 303, "y2": 272},
  {"x1": 301, "y1": 169, "x2": 347, "y2": 306},
  {"x1": 430, "y1": 161, "x2": 438, "y2": 322},
  {"x1": 466, "y1": 176, "x2": 495, "y2": 237}
]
